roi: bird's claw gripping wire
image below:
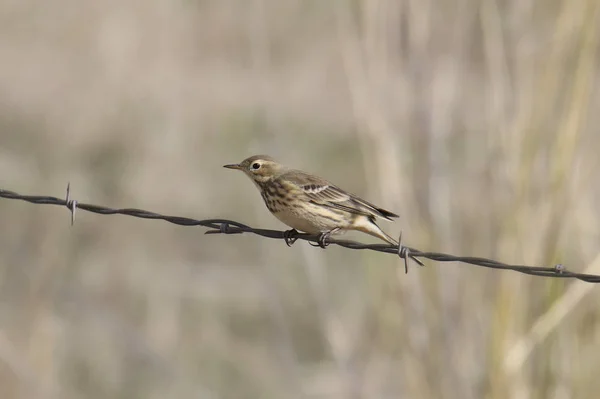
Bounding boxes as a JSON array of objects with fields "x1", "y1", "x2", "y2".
[
  {"x1": 396, "y1": 231, "x2": 425, "y2": 274},
  {"x1": 65, "y1": 183, "x2": 77, "y2": 226},
  {"x1": 310, "y1": 232, "x2": 330, "y2": 248},
  {"x1": 283, "y1": 229, "x2": 299, "y2": 246},
  {"x1": 309, "y1": 228, "x2": 340, "y2": 249}
]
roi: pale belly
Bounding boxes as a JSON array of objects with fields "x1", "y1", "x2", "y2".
[{"x1": 271, "y1": 206, "x2": 349, "y2": 234}]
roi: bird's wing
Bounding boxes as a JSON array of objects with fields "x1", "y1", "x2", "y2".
[{"x1": 282, "y1": 170, "x2": 399, "y2": 221}]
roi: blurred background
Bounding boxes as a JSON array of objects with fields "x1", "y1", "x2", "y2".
[{"x1": 1, "y1": 0, "x2": 600, "y2": 398}]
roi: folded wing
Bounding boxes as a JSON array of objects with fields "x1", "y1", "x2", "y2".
[{"x1": 282, "y1": 170, "x2": 399, "y2": 221}]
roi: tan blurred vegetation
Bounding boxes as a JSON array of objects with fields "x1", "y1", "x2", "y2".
[{"x1": 1, "y1": 0, "x2": 600, "y2": 398}]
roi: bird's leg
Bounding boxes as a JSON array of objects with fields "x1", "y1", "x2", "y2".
[
  {"x1": 311, "y1": 228, "x2": 341, "y2": 248},
  {"x1": 283, "y1": 229, "x2": 300, "y2": 247}
]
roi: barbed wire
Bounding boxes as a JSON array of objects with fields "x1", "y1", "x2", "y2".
[{"x1": 1, "y1": 185, "x2": 598, "y2": 283}]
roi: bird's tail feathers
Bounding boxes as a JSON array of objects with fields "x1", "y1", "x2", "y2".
[{"x1": 353, "y1": 217, "x2": 398, "y2": 246}]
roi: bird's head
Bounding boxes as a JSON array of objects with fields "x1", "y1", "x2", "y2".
[{"x1": 223, "y1": 155, "x2": 285, "y2": 184}]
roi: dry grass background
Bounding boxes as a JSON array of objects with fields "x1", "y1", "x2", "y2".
[{"x1": 0, "y1": 0, "x2": 600, "y2": 398}]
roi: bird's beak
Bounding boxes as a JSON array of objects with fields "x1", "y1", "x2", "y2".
[{"x1": 223, "y1": 163, "x2": 242, "y2": 170}]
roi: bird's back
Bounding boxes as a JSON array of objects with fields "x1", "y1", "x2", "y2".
[{"x1": 277, "y1": 170, "x2": 399, "y2": 221}]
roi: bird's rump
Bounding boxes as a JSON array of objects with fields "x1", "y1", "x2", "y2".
[{"x1": 280, "y1": 170, "x2": 399, "y2": 221}]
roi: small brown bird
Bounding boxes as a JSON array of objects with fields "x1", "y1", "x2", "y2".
[{"x1": 224, "y1": 155, "x2": 399, "y2": 247}]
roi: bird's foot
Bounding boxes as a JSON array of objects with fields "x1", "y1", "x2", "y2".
[
  {"x1": 310, "y1": 228, "x2": 340, "y2": 249},
  {"x1": 283, "y1": 229, "x2": 300, "y2": 247},
  {"x1": 316, "y1": 232, "x2": 331, "y2": 248}
]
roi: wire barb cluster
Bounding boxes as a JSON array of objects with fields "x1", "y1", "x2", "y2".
[{"x1": 1, "y1": 185, "x2": 599, "y2": 283}]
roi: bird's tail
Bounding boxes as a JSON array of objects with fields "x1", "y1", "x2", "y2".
[{"x1": 354, "y1": 217, "x2": 398, "y2": 246}]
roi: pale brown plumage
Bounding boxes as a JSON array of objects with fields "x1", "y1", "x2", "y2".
[
  {"x1": 224, "y1": 155, "x2": 399, "y2": 246},
  {"x1": 280, "y1": 170, "x2": 399, "y2": 221}
]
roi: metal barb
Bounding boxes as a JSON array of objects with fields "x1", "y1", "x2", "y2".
[
  {"x1": 219, "y1": 223, "x2": 230, "y2": 234},
  {"x1": 65, "y1": 183, "x2": 77, "y2": 226},
  {"x1": 397, "y1": 231, "x2": 409, "y2": 274},
  {"x1": 396, "y1": 230, "x2": 425, "y2": 274},
  {"x1": 410, "y1": 255, "x2": 425, "y2": 268},
  {"x1": 554, "y1": 264, "x2": 565, "y2": 274},
  {"x1": 402, "y1": 249, "x2": 410, "y2": 274}
]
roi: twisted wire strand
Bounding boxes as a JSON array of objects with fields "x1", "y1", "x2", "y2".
[{"x1": 1, "y1": 186, "x2": 598, "y2": 283}]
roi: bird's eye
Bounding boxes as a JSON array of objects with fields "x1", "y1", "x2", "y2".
[{"x1": 251, "y1": 162, "x2": 261, "y2": 170}]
